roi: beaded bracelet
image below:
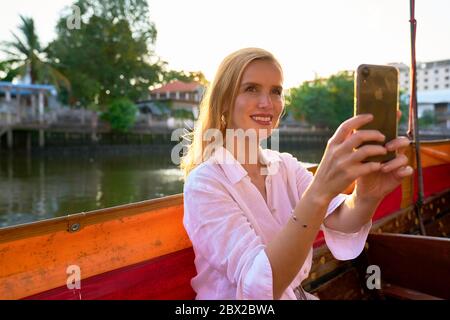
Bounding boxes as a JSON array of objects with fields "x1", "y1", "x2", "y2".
[{"x1": 291, "y1": 210, "x2": 308, "y2": 228}]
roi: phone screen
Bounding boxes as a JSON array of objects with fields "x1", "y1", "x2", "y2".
[{"x1": 354, "y1": 64, "x2": 399, "y2": 163}]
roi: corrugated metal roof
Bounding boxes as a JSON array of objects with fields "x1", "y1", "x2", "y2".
[{"x1": 0, "y1": 81, "x2": 57, "y2": 95}]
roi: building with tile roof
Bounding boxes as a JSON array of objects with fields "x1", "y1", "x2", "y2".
[{"x1": 138, "y1": 80, "x2": 205, "y2": 119}]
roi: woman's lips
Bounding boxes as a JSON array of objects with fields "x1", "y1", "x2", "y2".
[{"x1": 250, "y1": 115, "x2": 273, "y2": 126}]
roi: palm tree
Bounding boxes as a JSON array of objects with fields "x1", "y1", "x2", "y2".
[{"x1": 2, "y1": 15, "x2": 70, "y2": 89}]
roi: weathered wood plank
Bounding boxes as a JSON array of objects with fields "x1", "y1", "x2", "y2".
[
  {"x1": 381, "y1": 283, "x2": 443, "y2": 300},
  {"x1": 310, "y1": 268, "x2": 367, "y2": 300}
]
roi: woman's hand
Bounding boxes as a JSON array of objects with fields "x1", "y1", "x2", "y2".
[
  {"x1": 311, "y1": 113, "x2": 388, "y2": 202},
  {"x1": 354, "y1": 110, "x2": 413, "y2": 201}
]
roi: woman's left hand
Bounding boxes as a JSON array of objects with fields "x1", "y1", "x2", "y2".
[{"x1": 354, "y1": 110, "x2": 413, "y2": 202}]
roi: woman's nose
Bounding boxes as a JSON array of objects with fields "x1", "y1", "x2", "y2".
[{"x1": 258, "y1": 93, "x2": 273, "y2": 109}]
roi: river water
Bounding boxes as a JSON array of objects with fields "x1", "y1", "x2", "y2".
[{"x1": 0, "y1": 144, "x2": 326, "y2": 228}]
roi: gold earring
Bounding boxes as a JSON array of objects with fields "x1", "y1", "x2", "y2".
[{"x1": 221, "y1": 114, "x2": 227, "y2": 128}]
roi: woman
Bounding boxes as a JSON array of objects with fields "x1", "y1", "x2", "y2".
[{"x1": 181, "y1": 48, "x2": 412, "y2": 300}]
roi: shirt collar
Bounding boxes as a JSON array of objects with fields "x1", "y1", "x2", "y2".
[{"x1": 210, "y1": 145, "x2": 282, "y2": 184}]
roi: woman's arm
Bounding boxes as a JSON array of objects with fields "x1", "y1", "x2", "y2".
[
  {"x1": 323, "y1": 190, "x2": 381, "y2": 233},
  {"x1": 267, "y1": 115, "x2": 389, "y2": 299},
  {"x1": 265, "y1": 181, "x2": 332, "y2": 300}
]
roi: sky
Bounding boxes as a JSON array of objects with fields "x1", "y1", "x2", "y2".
[{"x1": 1, "y1": 0, "x2": 450, "y2": 88}]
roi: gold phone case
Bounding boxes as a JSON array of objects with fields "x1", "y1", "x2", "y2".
[{"x1": 354, "y1": 64, "x2": 399, "y2": 163}]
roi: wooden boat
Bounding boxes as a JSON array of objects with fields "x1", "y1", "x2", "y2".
[
  {"x1": 1, "y1": 0, "x2": 449, "y2": 301},
  {"x1": 0, "y1": 139, "x2": 449, "y2": 300}
]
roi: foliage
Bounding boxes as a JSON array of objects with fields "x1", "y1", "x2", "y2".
[
  {"x1": 102, "y1": 98, "x2": 137, "y2": 132},
  {"x1": 162, "y1": 70, "x2": 209, "y2": 86},
  {"x1": 46, "y1": 0, "x2": 163, "y2": 108},
  {"x1": 287, "y1": 71, "x2": 412, "y2": 131},
  {"x1": 399, "y1": 90, "x2": 409, "y2": 128},
  {"x1": 1, "y1": 15, "x2": 70, "y2": 88},
  {"x1": 172, "y1": 109, "x2": 194, "y2": 120},
  {"x1": 0, "y1": 61, "x2": 16, "y2": 81},
  {"x1": 71, "y1": 0, "x2": 157, "y2": 43},
  {"x1": 419, "y1": 110, "x2": 436, "y2": 128},
  {"x1": 286, "y1": 71, "x2": 354, "y2": 130}
]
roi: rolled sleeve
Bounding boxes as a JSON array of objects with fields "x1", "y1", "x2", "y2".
[
  {"x1": 322, "y1": 219, "x2": 372, "y2": 260},
  {"x1": 184, "y1": 169, "x2": 274, "y2": 300},
  {"x1": 321, "y1": 193, "x2": 371, "y2": 260},
  {"x1": 240, "y1": 249, "x2": 273, "y2": 300}
]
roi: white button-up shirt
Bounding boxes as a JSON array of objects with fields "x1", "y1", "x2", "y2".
[{"x1": 183, "y1": 146, "x2": 372, "y2": 300}]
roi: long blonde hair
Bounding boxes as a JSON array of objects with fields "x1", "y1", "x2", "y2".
[{"x1": 180, "y1": 48, "x2": 283, "y2": 179}]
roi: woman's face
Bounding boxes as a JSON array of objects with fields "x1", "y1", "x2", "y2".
[{"x1": 228, "y1": 59, "x2": 284, "y2": 139}]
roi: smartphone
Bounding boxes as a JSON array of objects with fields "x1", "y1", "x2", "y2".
[{"x1": 354, "y1": 64, "x2": 399, "y2": 163}]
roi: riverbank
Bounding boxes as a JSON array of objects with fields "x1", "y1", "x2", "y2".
[
  {"x1": 0, "y1": 142, "x2": 325, "y2": 228},
  {"x1": 1, "y1": 126, "x2": 449, "y2": 152}
]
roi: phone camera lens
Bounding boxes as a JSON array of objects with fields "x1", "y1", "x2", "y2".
[{"x1": 362, "y1": 67, "x2": 370, "y2": 77}]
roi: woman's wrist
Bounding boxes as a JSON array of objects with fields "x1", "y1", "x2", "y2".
[
  {"x1": 353, "y1": 193, "x2": 383, "y2": 212},
  {"x1": 305, "y1": 180, "x2": 334, "y2": 207},
  {"x1": 303, "y1": 182, "x2": 333, "y2": 209},
  {"x1": 353, "y1": 185, "x2": 384, "y2": 206}
]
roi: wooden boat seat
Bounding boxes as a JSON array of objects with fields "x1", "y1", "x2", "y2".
[{"x1": 365, "y1": 233, "x2": 450, "y2": 300}]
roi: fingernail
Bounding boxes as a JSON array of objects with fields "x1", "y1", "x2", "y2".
[{"x1": 401, "y1": 166, "x2": 413, "y2": 174}]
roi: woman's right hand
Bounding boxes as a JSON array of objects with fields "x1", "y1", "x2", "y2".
[{"x1": 310, "y1": 114, "x2": 387, "y2": 202}]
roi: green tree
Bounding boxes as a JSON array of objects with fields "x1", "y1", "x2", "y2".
[
  {"x1": 1, "y1": 15, "x2": 69, "y2": 88},
  {"x1": 419, "y1": 110, "x2": 436, "y2": 128},
  {"x1": 286, "y1": 71, "x2": 354, "y2": 130},
  {"x1": 102, "y1": 98, "x2": 137, "y2": 132},
  {"x1": 47, "y1": 0, "x2": 163, "y2": 108},
  {"x1": 73, "y1": 0, "x2": 157, "y2": 42},
  {"x1": 399, "y1": 90, "x2": 409, "y2": 130},
  {"x1": 162, "y1": 70, "x2": 209, "y2": 86},
  {"x1": 0, "y1": 60, "x2": 16, "y2": 81},
  {"x1": 172, "y1": 109, "x2": 194, "y2": 120}
]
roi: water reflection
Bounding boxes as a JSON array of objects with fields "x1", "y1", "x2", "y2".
[{"x1": 0, "y1": 144, "x2": 325, "y2": 228}]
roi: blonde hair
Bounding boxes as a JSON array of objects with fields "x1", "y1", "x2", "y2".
[{"x1": 180, "y1": 48, "x2": 283, "y2": 179}]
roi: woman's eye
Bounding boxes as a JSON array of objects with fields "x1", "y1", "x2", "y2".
[
  {"x1": 272, "y1": 88, "x2": 282, "y2": 95},
  {"x1": 245, "y1": 86, "x2": 257, "y2": 93}
]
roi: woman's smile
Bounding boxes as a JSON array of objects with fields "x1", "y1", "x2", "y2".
[{"x1": 250, "y1": 113, "x2": 273, "y2": 126}]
